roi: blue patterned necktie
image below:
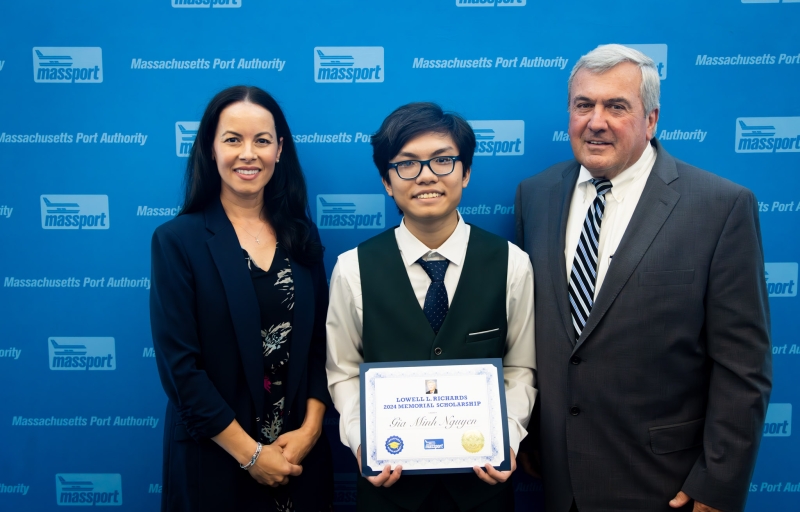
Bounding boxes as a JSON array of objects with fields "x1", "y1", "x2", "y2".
[
  {"x1": 569, "y1": 178, "x2": 613, "y2": 340},
  {"x1": 417, "y1": 258, "x2": 450, "y2": 333}
]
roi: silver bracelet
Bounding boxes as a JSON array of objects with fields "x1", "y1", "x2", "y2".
[{"x1": 240, "y1": 442, "x2": 262, "y2": 470}]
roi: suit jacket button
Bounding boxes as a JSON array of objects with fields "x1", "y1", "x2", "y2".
[
  {"x1": 570, "y1": 356, "x2": 581, "y2": 365},
  {"x1": 570, "y1": 406, "x2": 580, "y2": 416},
  {"x1": 434, "y1": 347, "x2": 443, "y2": 356}
]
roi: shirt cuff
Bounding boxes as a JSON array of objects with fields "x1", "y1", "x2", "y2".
[
  {"x1": 345, "y1": 419, "x2": 361, "y2": 458},
  {"x1": 508, "y1": 418, "x2": 526, "y2": 455}
]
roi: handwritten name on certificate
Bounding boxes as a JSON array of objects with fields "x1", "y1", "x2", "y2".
[{"x1": 359, "y1": 359, "x2": 510, "y2": 476}]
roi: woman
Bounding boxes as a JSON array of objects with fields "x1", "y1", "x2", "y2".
[{"x1": 150, "y1": 86, "x2": 333, "y2": 511}]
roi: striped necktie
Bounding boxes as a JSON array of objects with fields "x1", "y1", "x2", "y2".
[
  {"x1": 417, "y1": 258, "x2": 450, "y2": 333},
  {"x1": 569, "y1": 178, "x2": 613, "y2": 340}
]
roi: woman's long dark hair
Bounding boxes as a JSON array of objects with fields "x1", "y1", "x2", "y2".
[{"x1": 179, "y1": 86, "x2": 323, "y2": 266}]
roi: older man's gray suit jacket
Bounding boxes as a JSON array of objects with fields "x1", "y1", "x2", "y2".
[{"x1": 515, "y1": 139, "x2": 772, "y2": 512}]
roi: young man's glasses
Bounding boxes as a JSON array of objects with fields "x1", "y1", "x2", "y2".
[{"x1": 387, "y1": 156, "x2": 460, "y2": 180}]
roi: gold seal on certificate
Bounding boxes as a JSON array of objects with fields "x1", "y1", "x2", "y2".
[
  {"x1": 359, "y1": 358, "x2": 510, "y2": 476},
  {"x1": 461, "y1": 430, "x2": 485, "y2": 453}
]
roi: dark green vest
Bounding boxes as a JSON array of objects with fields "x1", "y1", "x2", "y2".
[{"x1": 356, "y1": 225, "x2": 510, "y2": 511}]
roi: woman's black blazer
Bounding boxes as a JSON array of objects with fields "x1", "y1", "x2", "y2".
[{"x1": 150, "y1": 197, "x2": 333, "y2": 511}]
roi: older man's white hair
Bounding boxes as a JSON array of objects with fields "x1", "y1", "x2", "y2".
[{"x1": 567, "y1": 44, "x2": 661, "y2": 127}]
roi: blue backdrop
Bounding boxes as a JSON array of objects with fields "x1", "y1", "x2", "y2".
[{"x1": 1, "y1": 0, "x2": 799, "y2": 509}]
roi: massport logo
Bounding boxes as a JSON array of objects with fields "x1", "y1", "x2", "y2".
[
  {"x1": 40, "y1": 195, "x2": 109, "y2": 230},
  {"x1": 456, "y1": 0, "x2": 527, "y2": 6},
  {"x1": 175, "y1": 122, "x2": 199, "y2": 157},
  {"x1": 49, "y1": 337, "x2": 116, "y2": 371},
  {"x1": 763, "y1": 403, "x2": 791, "y2": 437},
  {"x1": 171, "y1": 0, "x2": 241, "y2": 8},
  {"x1": 735, "y1": 117, "x2": 800, "y2": 153},
  {"x1": 469, "y1": 121, "x2": 525, "y2": 156},
  {"x1": 56, "y1": 473, "x2": 122, "y2": 506},
  {"x1": 765, "y1": 262, "x2": 797, "y2": 297},
  {"x1": 314, "y1": 47, "x2": 384, "y2": 83},
  {"x1": 33, "y1": 47, "x2": 102, "y2": 83},
  {"x1": 316, "y1": 195, "x2": 385, "y2": 230}
]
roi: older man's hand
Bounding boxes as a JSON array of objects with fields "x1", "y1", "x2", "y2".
[{"x1": 669, "y1": 491, "x2": 722, "y2": 512}]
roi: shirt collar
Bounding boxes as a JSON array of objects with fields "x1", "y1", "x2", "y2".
[
  {"x1": 396, "y1": 212, "x2": 468, "y2": 267},
  {"x1": 576, "y1": 142, "x2": 656, "y2": 203}
]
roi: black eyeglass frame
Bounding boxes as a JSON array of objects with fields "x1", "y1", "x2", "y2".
[{"x1": 386, "y1": 156, "x2": 461, "y2": 181}]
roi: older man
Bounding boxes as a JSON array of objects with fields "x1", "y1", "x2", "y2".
[{"x1": 515, "y1": 45, "x2": 772, "y2": 512}]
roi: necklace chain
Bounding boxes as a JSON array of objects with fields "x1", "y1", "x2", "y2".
[{"x1": 240, "y1": 221, "x2": 266, "y2": 245}]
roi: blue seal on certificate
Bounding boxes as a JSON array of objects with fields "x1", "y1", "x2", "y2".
[{"x1": 385, "y1": 436, "x2": 404, "y2": 454}]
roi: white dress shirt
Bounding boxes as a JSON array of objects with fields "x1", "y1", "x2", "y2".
[
  {"x1": 565, "y1": 143, "x2": 657, "y2": 296},
  {"x1": 326, "y1": 214, "x2": 536, "y2": 457}
]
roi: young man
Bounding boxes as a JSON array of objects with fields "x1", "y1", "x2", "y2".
[{"x1": 326, "y1": 102, "x2": 536, "y2": 511}]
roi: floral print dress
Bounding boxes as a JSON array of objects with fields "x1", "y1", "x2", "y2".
[{"x1": 246, "y1": 244, "x2": 295, "y2": 512}]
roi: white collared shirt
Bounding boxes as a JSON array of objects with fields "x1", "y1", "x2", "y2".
[
  {"x1": 565, "y1": 143, "x2": 657, "y2": 296},
  {"x1": 326, "y1": 214, "x2": 536, "y2": 457}
]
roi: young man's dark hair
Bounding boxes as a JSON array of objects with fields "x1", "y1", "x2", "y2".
[{"x1": 370, "y1": 102, "x2": 476, "y2": 180}]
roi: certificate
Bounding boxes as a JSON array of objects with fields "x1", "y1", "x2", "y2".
[{"x1": 359, "y1": 358, "x2": 510, "y2": 476}]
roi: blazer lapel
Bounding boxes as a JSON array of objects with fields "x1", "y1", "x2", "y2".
[
  {"x1": 286, "y1": 259, "x2": 313, "y2": 413},
  {"x1": 550, "y1": 163, "x2": 581, "y2": 346},
  {"x1": 204, "y1": 198, "x2": 264, "y2": 420},
  {"x1": 573, "y1": 140, "x2": 680, "y2": 354}
]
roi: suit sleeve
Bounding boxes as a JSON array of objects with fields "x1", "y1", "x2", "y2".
[
  {"x1": 682, "y1": 189, "x2": 772, "y2": 512},
  {"x1": 515, "y1": 182, "x2": 525, "y2": 248},
  {"x1": 307, "y1": 225, "x2": 334, "y2": 409},
  {"x1": 150, "y1": 224, "x2": 236, "y2": 441}
]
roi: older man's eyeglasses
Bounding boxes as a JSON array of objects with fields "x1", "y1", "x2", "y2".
[{"x1": 387, "y1": 156, "x2": 460, "y2": 180}]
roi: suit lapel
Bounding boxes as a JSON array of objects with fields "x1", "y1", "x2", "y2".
[
  {"x1": 550, "y1": 163, "x2": 580, "y2": 346},
  {"x1": 205, "y1": 198, "x2": 264, "y2": 420},
  {"x1": 286, "y1": 259, "x2": 313, "y2": 413},
  {"x1": 573, "y1": 140, "x2": 680, "y2": 354}
]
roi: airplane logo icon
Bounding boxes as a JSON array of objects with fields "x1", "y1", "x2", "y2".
[
  {"x1": 316, "y1": 50, "x2": 354, "y2": 67},
  {"x1": 177, "y1": 123, "x2": 197, "y2": 142},
  {"x1": 35, "y1": 49, "x2": 72, "y2": 67},
  {"x1": 175, "y1": 122, "x2": 200, "y2": 157},
  {"x1": 474, "y1": 129, "x2": 496, "y2": 141},
  {"x1": 42, "y1": 197, "x2": 80, "y2": 214},
  {"x1": 50, "y1": 339, "x2": 88, "y2": 356},
  {"x1": 58, "y1": 476, "x2": 94, "y2": 492},
  {"x1": 738, "y1": 120, "x2": 776, "y2": 137},
  {"x1": 319, "y1": 197, "x2": 356, "y2": 214}
]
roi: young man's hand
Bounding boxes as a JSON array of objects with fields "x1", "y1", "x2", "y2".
[
  {"x1": 357, "y1": 445, "x2": 403, "y2": 487},
  {"x1": 473, "y1": 448, "x2": 516, "y2": 484}
]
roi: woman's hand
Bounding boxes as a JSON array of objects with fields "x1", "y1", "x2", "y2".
[
  {"x1": 274, "y1": 397, "x2": 326, "y2": 465},
  {"x1": 211, "y1": 419, "x2": 301, "y2": 487},
  {"x1": 274, "y1": 425, "x2": 320, "y2": 465},
  {"x1": 247, "y1": 443, "x2": 302, "y2": 487}
]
